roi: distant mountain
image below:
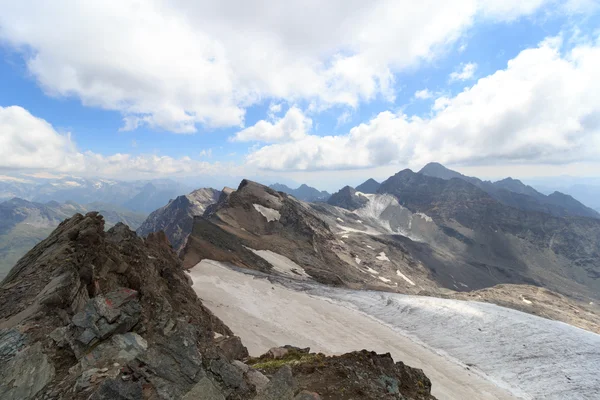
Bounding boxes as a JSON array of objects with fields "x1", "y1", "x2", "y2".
[
  {"x1": 355, "y1": 178, "x2": 380, "y2": 194},
  {"x1": 0, "y1": 176, "x2": 191, "y2": 213},
  {"x1": 137, "y1": 188, "x2": 221, "y2": 253},
  {"x1": 419, "y1": 163, "x2": 600, "y2": 219},
  {"x1": 269, "y1": 183, "x2": 330, "y2": 202},
  {"x1": 377, "y1": 169, "x2": 600, "y2": 299},
  {"x1": 0, "y1": 198, "x2": 146, "y2": 280},
  {"x1": 327, "y1": 186, "x2": 369, "y2": 210}
]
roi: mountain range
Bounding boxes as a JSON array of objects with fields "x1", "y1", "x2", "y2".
[
  {"x1": 269, "y1": 183, "x2": 331, "y2": 202},
  {"x1": 0, "y1": 197, "x2": 146, "y2": 280},
  {"x1": 419, "y1": 162, "x2": 600, "y2": 219},
  {"x1": 0, "y1": 176, "x2": 191, "y2": 213}
]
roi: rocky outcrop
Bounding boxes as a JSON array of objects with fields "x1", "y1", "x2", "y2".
[
  {"x1": 248, "y1": 348, "x2": 436, "y2": 400},
  {"x1": 0, "y1": 212, "x2": 251, "y2": 399},
  {"x1": 137, "y1": 188, "x2": 220, "y2": 253}
]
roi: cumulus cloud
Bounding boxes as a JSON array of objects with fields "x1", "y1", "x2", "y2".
[
  {"x1": 450, "y1": 62, "x2": 478, "y2": 81},
  {"x1": 231, "y1": 107, "x2": 312, "y2": 142},
  {"x1": 0, "y1": 105, "x2": 231, "y2": 178},
  {"x1": 246, "y1": 38, "x2": 600, "y2": 171},
  {"x1": 0, "y1": 0, "x2": 558, "y2": 133},
  {"x1": 414, "y1": 89, "x2": 433, "y2": 99}
]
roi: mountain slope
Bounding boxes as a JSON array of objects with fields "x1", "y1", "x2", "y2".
[
  {"x1": 419, "y1": 162, "x2": 600, "y2": 219},
  {"x1": 269, "y1": 183, "x2": 331, "y2": 202},
  {"x1": 0, "y1": 198, "x2": 146, "y2": 280},
  {"x1": 378, "y1": 169, "x2": 600, "y2": 299},
  {"x1": 136, "y1": 187, "x2": 220, "y2": 253},
  {"x1": 327, "y1": 185, "x2": 369, "y2": 210}
]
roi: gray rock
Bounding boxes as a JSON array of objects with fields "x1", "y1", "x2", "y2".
[
  {"x1": 182, "y1": 377, "x2": 226, "y2": 400},
  {"x1": 88, "y1": 378, "x2": 143, "y2": 400},
  {"x1": 36, "y1": 270, "x2": 81, "y2": 307},
  {"x1": 257, "y1": 365, "x2": 296, "y2": 400},
  {"x1": 215, "y1": 335, "x2": 249, "y2": 361},
  {"x1": 247, "y1": 369, "x2": 270, "y2": 394},
  {"x1": 0, "y1": 342, "x2": 55, "y2": 400},
  {"x1": 231, "y1": 360, "x2": 249, "y2": 373},
  {"x1": 209, "y1": 358, "x2": 245, "y2": 389},
  {"x1": 80, "y1": 332, "x2": 147, "y2": 369},
  {"x1": 0, "y1": 328, "x2": 25, "y2": 364},
  {"x1": 48, "y1": 326, "x2": 69, "y2": 348},
  {"x1": 75, "y1": 367, "x2": 119, "y2": 392}
]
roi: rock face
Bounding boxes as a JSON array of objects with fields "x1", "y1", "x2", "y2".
[
  {"x1": 137, "y1": 188, "x2": 220, "y2": 253},
  {"x1": 0, "y1": 211, "x2": 439, "y2": 400}
]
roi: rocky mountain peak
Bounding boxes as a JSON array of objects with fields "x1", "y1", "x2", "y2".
[
  {"x1": 327, "y1": 185, "x2": 369, "y2": 211},
  {"x1": 355, "y1": 178, "x2": 380, "y2": 194}
]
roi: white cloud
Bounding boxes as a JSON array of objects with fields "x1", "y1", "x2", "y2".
[
  {"x1": 269, "y1": 103, "x2": 283, "y2": 115},
  {"x1": 0, "y1": 0, "x2": 557, "y2": 133},
  {"x1": 199, "y1": 149, "x2": 213, "y2": 157},
  {"x1": 231, "y1": 107, "x2": 312, "y2": 142},
  {"x1": 450, "y1": 62, "x2": 478, "y2": 81},
  {"x1": 336, "y1": 110, "x2": 353, "y2": 127},
  {"x1": 0, "y1": 106, "x2": 81, "y2": 170},
  {"x1": 414, "y1": 89, "x2": 433, "y2": 99},
  {"x1": 246, "y1": 37, "x2": 600, "y2": 171},
  {"x1": 0, "y1": 105, "x2": 233, "y2": 178}
]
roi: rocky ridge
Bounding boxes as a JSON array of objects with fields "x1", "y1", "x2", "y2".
[{"x1": 0, "y1": 212, "x2": 436, "y2": 400}]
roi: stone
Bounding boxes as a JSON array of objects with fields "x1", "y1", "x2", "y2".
[
  {"x1": 36, "y1": 270, "x2": 81, "y2": 307},
  {"x1": 247, "y1": 369, "x2": 270, "y2": 394},
  {"x1": 80, "y1": 332, "x2": 147, "y2": 369},
  {"x1": 266, "y1": 347, "x2": 289, "y2": 359},
  {"x1": 88, "y1": 378, "x2": 143, "y2": 400},
  {"x1": 294, "y1": 391, "x2": 322, "y2": 400},
  {"x1": 0, "y1": 342, "x2": 55, "y2": 400},
  {"x1": 209, "y1": 358, "x2": 245, "y2": 389},
  {"x1": 0, "y1": 328, "x2": 26, "y2": 363},
  {"x1": 182, "y1": 377, "x2": 226, "y2": 400},
  {"x1": 48, "y1": 326, "x2": 69, "y2": 347},
  {"x1": 257, "y1": 365, "x2": 296, "y2": 400},
  {"x1": 231, "y1": 360, "x2": 249, "y2": 373},
  {"x1": 75, "y1": 368, "x2": 119, "y2": 392},
  {"x1": 215, "y1": 335, "x2": 249, "y2": 361}
]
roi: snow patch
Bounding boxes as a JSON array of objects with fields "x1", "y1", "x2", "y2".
[
  {"x1": 415, "y1": 213, "x2": 433, "y2": 223},
  {"x1": 396, "y1": 270, "x2": 415, "y2": 286},
  {"x1": 521, "y1": 297, "x2": 532, "y2": 305},
  {"x1": 378, "y1": 276, "x2": 391, "y2": 283},
  {"x1": 336, "y1": 217, "x2": 344, "y2": 223},
  {"x1": 366, "y1": 267, "x2": 379, "y2": 275},
  {"x1": 357, "y1": 220, "x2": 363, "y2": 224},
  {"x1": 376, "y1": 252, "x2": 390, "y2": 262},
  {"x1": 253, "y1": 204, "x2": 281, "y2": 222},
  {"x1": 354, "y1": 256, "x2": 362, "y2": 265},
  {"x1": 341, "y1": 234, "x2": 349, "y2": 239},
  {"x1": 366, "y1": 245, "x2": 374, "y2": 249},
  {"x1": 247, "y1": 248, "x2": 311, "y2": 280}
]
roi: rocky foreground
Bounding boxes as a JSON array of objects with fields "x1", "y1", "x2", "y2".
[{"x1": 0, "y1": 212, "x2": 436, "y2": 400}]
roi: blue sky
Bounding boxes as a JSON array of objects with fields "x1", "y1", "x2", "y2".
[{"x1": 1, "y1": 1, "x2": 599, "y2": 190}]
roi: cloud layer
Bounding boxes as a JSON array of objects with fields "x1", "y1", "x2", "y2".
[
  {"x1": 0, "y1": 106, "x2": 229, "y2": 178},
  {"x1": 245, "y1": 38, "x2": 600, "y2": 171},
  {"x1": 0, "y1": 0, "x2": 558, "y2": 133}
]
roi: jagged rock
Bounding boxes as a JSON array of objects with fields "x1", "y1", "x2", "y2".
[
  {"x1": 0, "y1": 342, "x2": 55, "y2": 400},
  {"x1": 215, "y1": 335, "x2": 249, "y2": 361},
  {"x1": 75, "y1": 367, "x2": 119, "y2": 392},
  {"x1": 258, "y1": 364, "x2": 296, "y2": 400},
  {"x1": 0, "y1": 328, "x2": 26, "y2": 363},
  {"x1": 182, "y1": 377, "x2": 225, "y2": 400}
]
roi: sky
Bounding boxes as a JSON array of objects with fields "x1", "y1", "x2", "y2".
[{"x1": 0, "y1": 0, "x2": 600, "y2": 191}]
